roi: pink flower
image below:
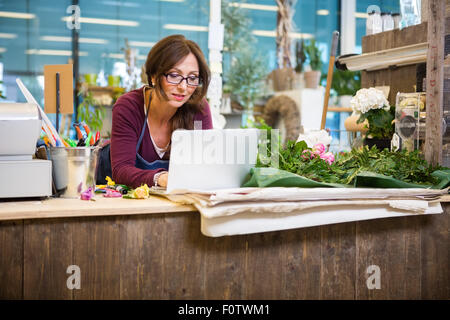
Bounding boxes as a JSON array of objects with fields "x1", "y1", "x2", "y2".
[
  {"x1": 80, "y1": 187, "x2": 93, "y2": 200},
  {"x1": 313, "y1": 143, "x2": 326, "y2": 155},
  {"x1": 320, "y1": 152, "x2": 335, "y2": 165},
  {"x1": 311, "y1": 150, "x2": 321, "y2": 158}
]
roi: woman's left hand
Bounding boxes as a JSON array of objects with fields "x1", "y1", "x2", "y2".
[{"x1": 157, "y1": 172, "x2": 169, "y2": 188}]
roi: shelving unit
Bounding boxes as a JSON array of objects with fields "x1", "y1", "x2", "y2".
[{"x1": 354, "y1": 0, "x2": 448, "y2": 165}]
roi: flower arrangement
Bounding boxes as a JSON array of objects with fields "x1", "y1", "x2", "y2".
[
  {"x1": 350, "y1": 88, "x2": 395, "y2": 140},
  {"x1": 302, "y1": 143, "x2": 335, "y2": 165},
  {"x1": 296, "y1": 129, "x2": 332, "y2": 148}
]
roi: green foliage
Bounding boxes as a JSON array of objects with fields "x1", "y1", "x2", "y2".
[
  {"x1": 294, "y1": 39, "x2": 307, "y2": 73},
  {"x1": 276, "y1": 140, "x2": 341, "y2": 183},
  {"x1": 226, "y1": 47, "x2": 268, "y2": 109},
  {"x1": 304, "y1": 39, "x2": 323, "y2": 71},
  {"x1": 331, "y1": 146, "x2": 443, "y2": 186},
  {"x1": 331, "y1": 70, "x2": 361, "y2": 96},
  {"x1": 221, "y1": 0, "x2": 254, "y2": 55},
  {"x1": 221, "y1": 0, "x2": 268, "y2": 108},
  {"x1": 257, "y1": 134, "x2": 444, "y2": 186},
  {"x1": 77, "y1": 91, "x2": 105, "y2": 132},
  {"x1": 0, "y1": 80, "x2": 5, "y2": 99},
  {"x1": 357, "y1": 106, "x2": 395, "y2": 140}
]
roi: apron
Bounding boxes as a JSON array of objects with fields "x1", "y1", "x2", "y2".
[{"x1": 135, "y1": 87, "x2": 169, "y2": 171}]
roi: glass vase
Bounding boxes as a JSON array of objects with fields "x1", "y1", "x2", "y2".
[{"x1": 241, "y1": 102, "x2": 255, "y2": 128}]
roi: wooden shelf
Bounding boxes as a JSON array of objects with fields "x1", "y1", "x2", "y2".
[
  {"x1": 327, "y1": 106, "x2": 352, "y2": 112},
  {"x1": 86, "y1": 85, "x2": 125, "y2": 94},
  {"x1": 338, "y1": 42, "x2": 428, "y2": 72}
]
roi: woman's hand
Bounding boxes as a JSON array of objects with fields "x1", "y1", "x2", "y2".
[{"x1": 157, "y1": 172, "x2": 169, "y2": 188}]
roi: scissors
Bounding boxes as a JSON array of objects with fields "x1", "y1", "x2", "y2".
[{"x1": 73, "y1": 122, "x2": 97, "y2": 146}]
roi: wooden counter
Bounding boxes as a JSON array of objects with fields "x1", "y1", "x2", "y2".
[
  {"x1": 0, "y1": 195, "x2": 195, "y2": 221},
  {"x1": 0, "y1": 196, "x2": 448, "y2": 299}
]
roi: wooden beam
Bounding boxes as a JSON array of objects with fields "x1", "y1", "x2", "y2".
[{"x1": 425, "y1": 0, "x2": 445, "y2": 165}]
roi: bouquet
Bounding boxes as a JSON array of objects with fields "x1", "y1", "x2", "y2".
[{"x1": 350, "y1": 88, "x2": 395, "y2": 140}]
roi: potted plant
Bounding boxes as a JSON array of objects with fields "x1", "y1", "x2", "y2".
[
  {"x1": 294, "y1": 39, "x2": 307, "y2": 89},
  {"x1": 350, "y1": 87, "x2": 395, "y2": 150},
  {"x1": 221, "y1": 0, "x2": 268, "y2": 125},
  {"x1": 303, "y1": 39, "x2": 323, "y2": 89},
  {"x1": 226, "y1": 47, "x2": 268, "y2": 127}
]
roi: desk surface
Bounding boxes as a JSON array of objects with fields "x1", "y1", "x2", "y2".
[
  {"x1": 1, "y1": 193, "x2": 449, "y2": 222},
  {"x1": 0, "y1": 195, "x2": 196, "y2": 221}
]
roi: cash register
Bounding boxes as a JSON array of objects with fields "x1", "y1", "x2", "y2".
[{"x1": 0, "y1": 102, "x2": 52, "y2": 198}]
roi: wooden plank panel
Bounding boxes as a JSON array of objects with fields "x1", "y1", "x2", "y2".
[
  {"x1": 118, "y1": 214, "x2": 166, "y2": 299},
  {"x1": 356, "y1": 217, "x2": 421, "y2": 299},
  {"x1": 404, "y1": 216, "x2": 422, "y2": 299},
  {"x1": 361, "y1": 65, "x2": 417, "y2": 105},
  {"x1": 72, "y1": 216, "x2": 120, "y2": 299},
  {"x1": 203, "y1": 234, "x2": 247, "y2": 299},
  {"x1": 0, "y1": 221, "x2": 23, "y2": 299},
  {"x1": 244, "y1": 231, "x2": 284, "y2": 299},
  {"x1": 320, "y1": 222, "x2": 356, "y2": 299},
  {"x1": 388, "y1": 65, "x2": 418, "y2": 103},
  {"x1": 361, "y1": 22, "x2": 428, "y2": 102},
  {"x1": 425, "y1": 0, "x2": 445, "y2": 164},
  {"x1": 361, "y1": 35, "x2": 371, "y2": 54},
  {"x1": 161, "y1": 212, "x2": 206, "y2": 299},
  {"x1": 373, "y1": 32, "x2": 386, "y2": 52},
  {"x1": 281, "y1": 226, "x2": 321, "y2": 299},
  {"x1": 23, "y1": 219, "x2": 73, "y2": 299},
  {"x1": 396, "y1": 23, "x2": 427, "y2": 48},
  {"x1": 362, "y1": 23, "x2": 428, "y2": 54},
  {"x1": 421, "y1": 207, "x2": 449, "y2": 299}
]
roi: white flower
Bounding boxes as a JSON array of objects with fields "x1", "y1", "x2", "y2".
[
  {"x1": 297, "y1": 129, "x2": 332, "y2": 148},
  {"x1": 350, "y1": 88, "x2": 389, "y2": 114}
]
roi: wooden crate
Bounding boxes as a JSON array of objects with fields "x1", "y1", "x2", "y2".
[{"x1": 361, "y1": 23, "x2": 428, "y2": 105}]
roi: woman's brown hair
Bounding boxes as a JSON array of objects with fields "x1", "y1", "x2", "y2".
[{"x1": 144, "y1": 34, "x2": 211, "y2": 131}]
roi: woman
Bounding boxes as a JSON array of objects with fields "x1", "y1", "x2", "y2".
[{"x1": 110, "y1": 34, "x2": 212, "y2": 188}]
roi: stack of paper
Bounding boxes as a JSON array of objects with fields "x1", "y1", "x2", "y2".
[{"x1": 151, "y1": 187, "x2": 447, "y2": 237}]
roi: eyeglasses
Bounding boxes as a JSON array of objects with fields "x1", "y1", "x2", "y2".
[{"x1": 164, "y1": 73, "x2": 201, "y2": 87}]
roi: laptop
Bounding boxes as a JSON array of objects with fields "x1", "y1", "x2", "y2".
[{"x1": 165, "y1": 128, "x2": 259, "y2": 193}]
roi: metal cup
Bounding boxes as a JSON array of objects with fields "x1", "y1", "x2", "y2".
[{"x1": 49, "y1": 146, "x2": 99, "y2": 198}]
